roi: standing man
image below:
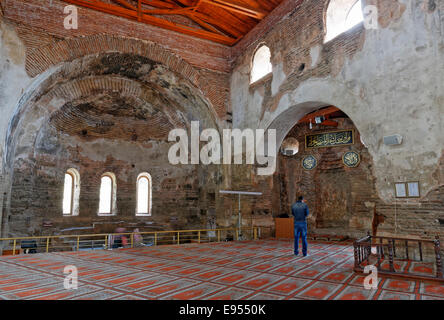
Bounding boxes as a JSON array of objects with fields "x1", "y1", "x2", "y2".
[{"x1": 291, "y1": 196, "x2": 309, "y2": 256}]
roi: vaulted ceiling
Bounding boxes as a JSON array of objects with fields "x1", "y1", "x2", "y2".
[{"x1": 61, "y1": 0, "x2": 284, "y2": 45}]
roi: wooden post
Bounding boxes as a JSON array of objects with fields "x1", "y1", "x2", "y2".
[
  {"x1": 177, "y1": 232, "x2": 180, "y2": 245},
  {"x1": 379, "y1": 237, "x2": 384, "y2": 258},
  {"x1": 392, "y1": 239, "x2": 396, "y2": 258},
  {"x1": 46, "y1": 237, "x2": 50, "y2": 253},
  {"x1": 104, "y1": 235, "x2": 108, "y2": 250},
  {"x1": 137, "y1": 0, "x2": 142, "y2": 21},
  {"x1": 13, "y1": 240, "x2": 16, "y2": 256},
  {"x1": 131, "y1": 233, "x2": 134, "y2": 248},
  {"x1": 154, "y1": 233, "x2": 157, "y2": 246},
  {"x1": 405, "y1": 240, "x2": 409, "y2": 260},
  {"x1": 366, "y1": 242, "x2": 371, "y2": 265},
  {"x1": 366, "y1": 232, "x2": 372, "y2": 262},
  {"x1": 235, "y1": 229, "x2": 239, "y2": 241},
  {"x1": 353, "y1": 242, "x2": 359, "y2": 269},
  {"x1": 418, "y1": 241, "x2": 423, "y2": 262},
  {"x1": 198, "y1": 231, "x2": 201, "y2": 244},
  {"x1": 434, "y1": 236, "x2": 443, "y2": 278},
  {"x1": 77, "y1": 237, "x2": 80, "y2": 251},
  {"x1": 388, "y1": 243, "x2": 395, "y2": 272},
  {"x1": 253, "y1": 227, "x2": 258, "y2": 240},
  {"x1": 217, "y1": 230, "x2": 221, "y2": 242},
  {"x1": 377, "y1": 245, "x2": 381, "y2": 270}
]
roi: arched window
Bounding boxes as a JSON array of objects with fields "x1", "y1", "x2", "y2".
[
  {"x1": 136, "y1": 173, "x2": 152, "y2": 216},
  {"x1": 63, "y1": 168, "x2": 80, "y2": 216},
  {"x1": 99, "y1": 173, "x2": 117, "y2": 215},
  {"x1": 251, "y1": 45, "x2": 272, "y2": 84},
  {"x1": 280, "y1": 137, "x2": 300, "y2": 156},
  {"x1": 325, "y1": 0, "x2": 364, "y2": 43}
]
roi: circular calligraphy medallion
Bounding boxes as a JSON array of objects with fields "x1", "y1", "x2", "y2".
[
  {"x1": 302, "y1": 155, "x2": 317, "y2": 170},
  {"x1": 343, "y1": 151, "x2": 361, "y2": 168}
]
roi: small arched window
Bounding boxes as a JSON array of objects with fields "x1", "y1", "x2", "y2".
[
  {"x1": 99, "y1": 173, "x2": 117, "y2": 215},
  {"x1": 251, "y1": 45, "x2": 272, "y2": 84},
  {"x1": 136, "y1": 173, "x2": 152, "y2": 216},
  {"x1": 325, "y1": 0, "x2": 364, "y2": 43},
  {"x1": 280, "y1": 137, "x2": 300, "y2": 156},
  {"x1": 63, "y1": 168, "x2": 80, "y2": 216}
]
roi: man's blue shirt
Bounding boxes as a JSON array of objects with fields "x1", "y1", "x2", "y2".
[{"x1": 291, "y1": 201, "x2": 309, "y2": 223}]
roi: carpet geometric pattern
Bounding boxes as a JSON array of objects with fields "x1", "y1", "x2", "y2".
[{"x1": 0, "y1": 239, "x2": 443, "y2": 300}]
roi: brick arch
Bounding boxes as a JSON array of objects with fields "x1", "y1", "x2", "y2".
[
  {"x1": 5, "y1": 42, "x2": 224, "y2": 172},
  {"x1": 6, "y1": 72, "x2": 217, "y2": 168},
  {"x1": 26, "y1": 34, "x2": 199, "y2": 84},
  {"x1": 24, "y1": 34, "x2": 227, "y2": 117},
  {"x1": 260, "y1": 79, "x2": 371, "y2": 151}
]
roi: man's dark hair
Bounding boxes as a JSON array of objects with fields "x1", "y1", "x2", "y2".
[{"x1": 298, "y1": 196, "x2": 304, "y2": 201}]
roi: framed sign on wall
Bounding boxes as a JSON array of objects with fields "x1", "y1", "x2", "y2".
[
  {"x1": 395, "y1": 181, "x2": 420, "y2": 198},
  {"x1": 305, "y1": 130, "x2": 354, "y2": 149},
  {"x1": 343, "y1": 151, "x2": 361, "y2": 168},
  {"x1": 302, "y1": 155, "x2": 318, "y2": 170}
]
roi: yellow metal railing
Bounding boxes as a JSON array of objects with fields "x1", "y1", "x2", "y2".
[{"x1": 0, "y1": 227, "x2": 266, "y2": 256}]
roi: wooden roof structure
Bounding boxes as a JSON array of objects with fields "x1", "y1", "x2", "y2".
[
  {"x1": 298, "y1": 106, "x2": 349, "y2": 127},
  {"x1": 62, "y1": 0, "x2": 284, "y2": 46}
]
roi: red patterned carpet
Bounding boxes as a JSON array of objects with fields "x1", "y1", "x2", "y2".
[{"x1": 0, "y1": 239, "x2": 443, "y2": 300}]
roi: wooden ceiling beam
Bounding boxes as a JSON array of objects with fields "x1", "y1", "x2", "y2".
[
  {"x1": 140, "y1": 0, "x2": 176, "y2": 9},
  {"x1": 141, "y1": 7, "x2": 194, "y2": 15},
  {"x1": 319, "y1": 120, "x2": 339, "y2": 127},
  {"x1": 298, "y1": 106, "x2": 345, "y2": 127},
  {"x1": 167, "y1": 0, "x2": 250, "y2": 43},
  {"x1": 298, "y1": 106, "x2": 341, "y2": 123},
  {"x1": 201, "y1": 0, "x2": 268, "y2": 19},
  {"x1": 62, "y1": 0, "x2": 237, "y2": 45},
  {"x1": 185, "y1": 12, "x2": 224, "y2": 35},
  {"x1": 137, "y1": 0, "x2": 244, "y2": 38},
  {"x1": 112, "y1": 0, "x2": 137, "y2": 11},
  {"x1": 140, "y1": 0, "x2": 255, "y2": 37},
  {"x1": 193, "y1": 0, "x2": 203, "y2": 11},
  {"x1": 193, "y1": 12, "x2": 244, "y2": 37}
]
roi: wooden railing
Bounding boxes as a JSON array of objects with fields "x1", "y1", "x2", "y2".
[
  {"x1": 354, "y1": 232, "x2": 443, "y2": 282},
  {"x1": 0, "y1": 226, "x2": 266, "y2": 256}
]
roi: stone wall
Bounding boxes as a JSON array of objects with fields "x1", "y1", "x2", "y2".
[
  {"x1": 0, "y1": 9, "x2": 227, "y2": 237},
  {"x1": 273, "y1": 118, "x2": 378, "y2": 238},
  {"x1": 230, "y1": 0, "x2": 444, "y2": 239},
  {"x1": 8, "y1": 131, "x2": 214, "y2": 237}
]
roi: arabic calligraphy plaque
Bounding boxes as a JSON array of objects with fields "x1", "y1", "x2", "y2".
[
  {"x1": 302, "y1": 155, "x2": 317, "y2": 170},
  {"x1": 343, "y1": 151, "x2": 361, "y2": 168},
  {"x1": 305, "y1": 130, "x2": 354, "y2": 149}
]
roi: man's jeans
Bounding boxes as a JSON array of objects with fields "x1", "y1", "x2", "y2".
[{"x1": 294, "y1": 222, "x2": 308, "y2": 256}]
